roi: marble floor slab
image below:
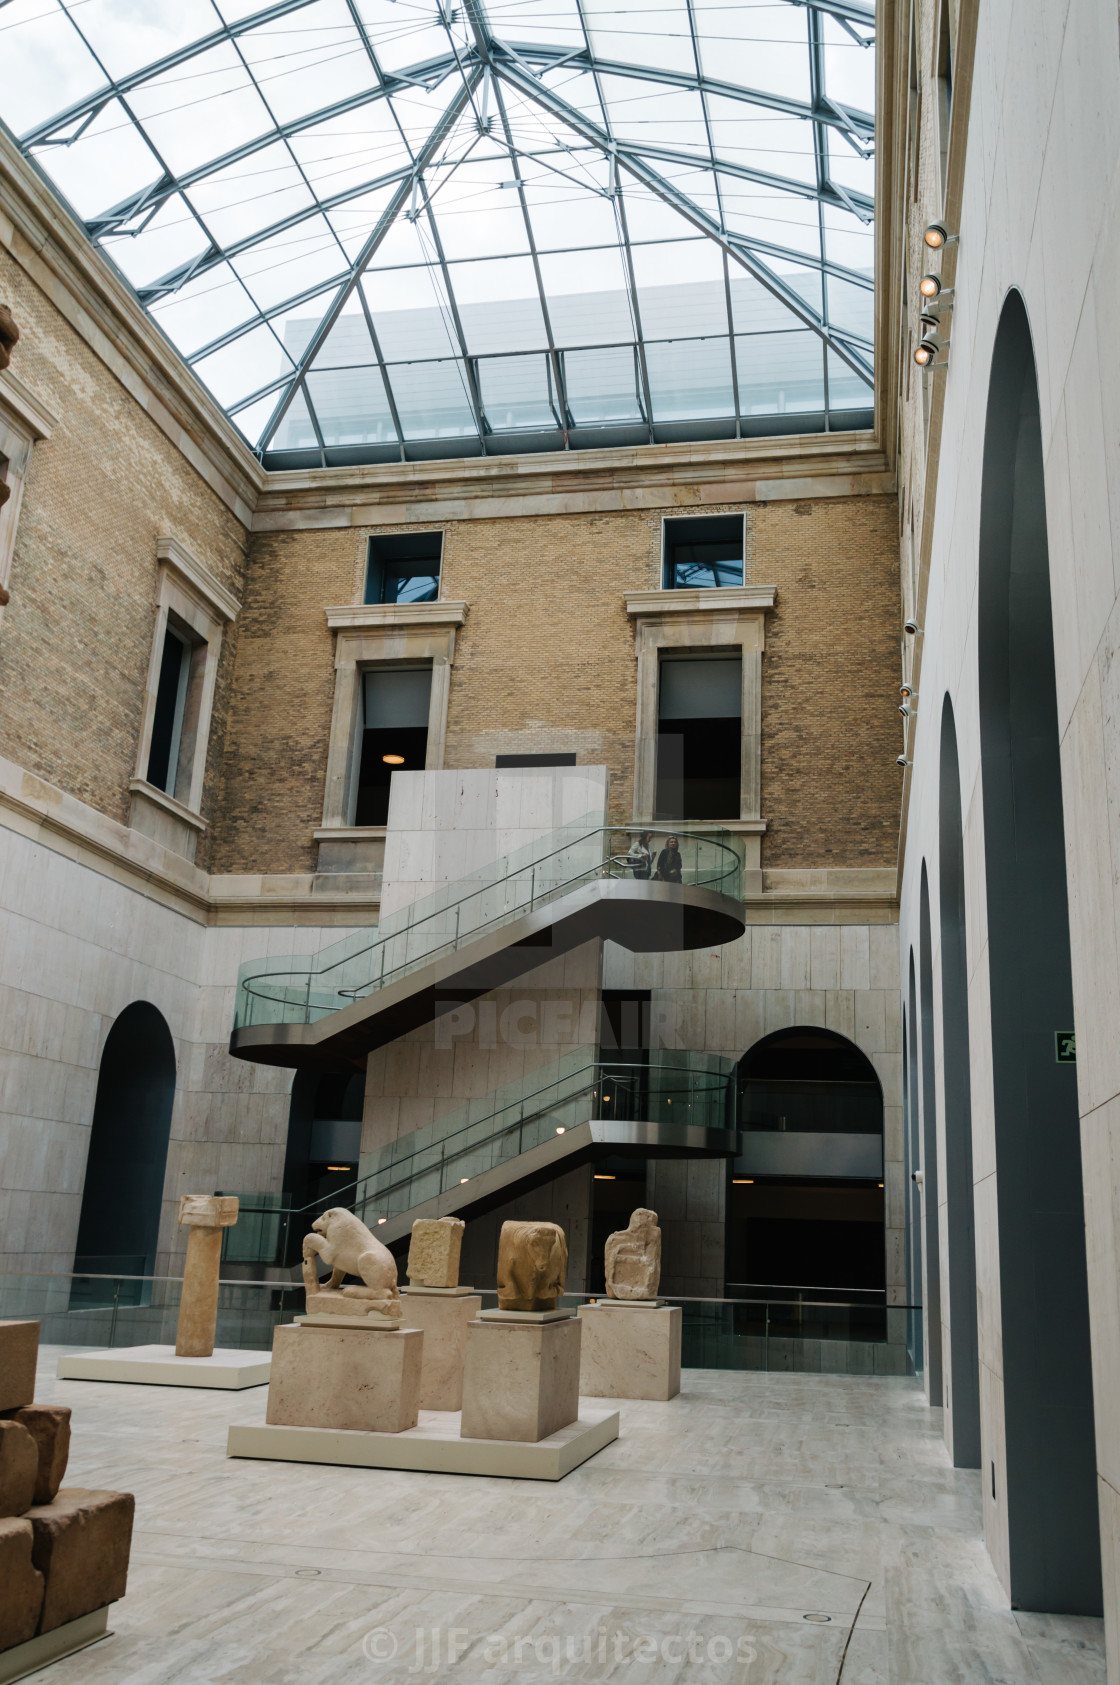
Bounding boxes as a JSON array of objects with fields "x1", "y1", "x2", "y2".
[{"x1": 31, "y1": 1348, "x2": 1105, "y2": 1685}]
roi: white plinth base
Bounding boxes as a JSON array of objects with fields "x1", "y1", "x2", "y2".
[
  {"x1": 56, "y1": 1346, "x2": 270, "y2": 1389},
  {"x1": 227, "y1": 1408, "x2": 618, "y2": 1481},
  {"x1": 577, "y1": 1303, "x2": 682, "y2": 1400},
  {"x1": 0, "y1": 1607, "x2": 110, "y2": 1684}
]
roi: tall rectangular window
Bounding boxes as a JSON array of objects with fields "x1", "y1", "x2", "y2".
[
  {"x1": 663, "y1": 514, "x2": 744, "y2": 591},
  {"x1": 146, "y1": 623, "x2": 194, "y2": 795},
  {"x1": 656, "y1": 653, "x2": 742, "y2": 820},
  {"x1": 354, "y1": 665, "x2": 432, "y2": 825},
  {"x1": 365, "y1": 531, "x2": 443, "y2": 605}
]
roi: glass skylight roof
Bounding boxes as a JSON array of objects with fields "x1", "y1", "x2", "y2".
[{"x1": 0, "y1": 0, "x2": 875, "y2": 466}]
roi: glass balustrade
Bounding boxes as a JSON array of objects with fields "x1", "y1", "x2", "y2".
[
  {"x1": 234, "y1": 820, "x2": 743, "y2": 1030},
  {"x1": 0, "y1": 1270, "x2": 918, "y2": 1377}
]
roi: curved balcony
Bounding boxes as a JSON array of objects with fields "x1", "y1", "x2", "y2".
[{"x1": 230, "y1": 824, "x2": 745, "y2": 1069}]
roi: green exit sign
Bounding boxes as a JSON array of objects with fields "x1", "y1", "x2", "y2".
[{"x1": 1055, "y1": 1032, "x2": 1076, "y2": 1064}]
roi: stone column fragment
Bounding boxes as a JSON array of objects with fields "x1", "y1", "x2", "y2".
[{"x1": 175, "y1": 1195, "x2": 239, "y2": 1358}]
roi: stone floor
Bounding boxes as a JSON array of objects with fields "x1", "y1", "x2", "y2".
[{"x1": 35, "y1": 1347, "x2": 1105, "y2": 1684}]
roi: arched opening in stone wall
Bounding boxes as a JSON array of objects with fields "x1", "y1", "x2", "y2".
[
  {"x1": 906, "y1": 953, "x2": 924, "y2": 1376},
  {"x1": 73, "y1": 1001, "x2": 176, "y2": 1281},
  {"x1": 283, "y1": 1067, "x2": 366, "y2": 1204},
  {"x1": 938, "y1": 695, "x2": 981, "y2": 1468},
  {"x1": 919, "y1": 862, "x2": 943, "y2": 1404},
  {"x1": 728, "y1": 1027, "x2": 884, "y2": 1296},
  {"x1": 977, "y1": 288, "x2": 1100, "y2": 1612}
]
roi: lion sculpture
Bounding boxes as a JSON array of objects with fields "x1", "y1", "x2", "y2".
[{"x1": 301, "y1": 1207, "x2": 402, "y2": 1319}]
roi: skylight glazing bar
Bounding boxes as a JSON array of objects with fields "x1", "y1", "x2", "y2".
[
  {"x1": 259, "y1": 72, "x2": 481, "y2": 451},
  {"x1": 357, "y1": 282, "x2": 406, "y2": 459},
  {"x1": 494, "y1": 57, "x2": 872, "y2": 385},
  {"x1": 18, "y1": 0, "x2": 324, "y2": 145}
]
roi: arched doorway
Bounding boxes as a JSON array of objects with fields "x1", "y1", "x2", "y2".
[
  {"x1": 918, "y1": 863, "x2": 943, "y2": 1405},
  {"x1": 283, "y1": 1067, "x2": 365, "y2": 1201},
  {"x1": 939, "y1": 696, "x2": 981, "y2": 1467},
  {"x1": 73, "y1": 1002, "x2": 176, "y2": 1279},
  {"x1": 729, "y1": 1027, "x2": 884, "y2": 1296},
  {"x1": 977, "y1": 290, "x2": 1100, "y2": 1612},
  {"x1": 906, "y1": 955, "x2": 924, "y2": 1374}
]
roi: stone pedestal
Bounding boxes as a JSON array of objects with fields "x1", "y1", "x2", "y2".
[
  {"x1": 460, "y1": 1314, "x2": 581, "y2": 1443},
  {"x1": 266, "y1": 1323, "x2": 422, "y2": 1434},
  {"x1": 577, "y1": 1302, "x2": 682, "y2": 1401},
  {"x1": 55, "y1": 1347, "x2": 269, "y2": 1390},
  {"x1": 400, "y1": 1288, "x2": 481, "y2": 1411}
]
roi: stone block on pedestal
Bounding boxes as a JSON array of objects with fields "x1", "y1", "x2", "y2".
[
  {"x1": 400, "y1": 1289, "x2": 481, "y2": 1410},
  {"x1": 25, "y1": 1488, "x2": 134, "y2": 1635},
  {"x1": 3, "y1": 1409, "x2": 70, "y2": 1506},
  {"x1": 577, "y1": 1302, "x2": 682, "y2": 1401},
  {"x1": 266, "y1": 1323, "x2": 422, "y2": 1433},
  {"x1": 407, "y1": 1218, "x2": 465, "y2": 1288},
  {"x1": 0, "y1": 1517, "x2": 44, "y2": 1649},
  {"x1": 460, "y1": 1314, "x2": 581, "y2": 1443},
  {"x1": 0, "y1": 1422, "x2": 38, "y2": 1519},
  {"x1": 0, "y1": 1324, "x2": 38, "y2": 1412}
]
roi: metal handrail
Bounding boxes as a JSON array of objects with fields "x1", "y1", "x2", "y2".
[
  {"x1": 235, "y1": 824, "x2": 742, "y2": 1027},
  {"x1": 225, "y1": 1056, "x2": 735, "y2": 1265}
]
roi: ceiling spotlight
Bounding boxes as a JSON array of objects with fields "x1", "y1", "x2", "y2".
[
  {"x1": 904, "y1": 619, "x2": 923, "y2": 635},
  {"x1": 897, "y1": 755, "x2": 912, "y2": 767},
  {"x1": 919, "y1": 273, "x2": 954, "y2": 300},
  {"x1": 382, "y1": 753, "x2": 405, "y2": 765},
  {"x1": 556, "y1": 1126, "x2": 566, "y2": 1135},
  {"x1": 923, "y1": 221, "x2": 957, "y2": 249}
]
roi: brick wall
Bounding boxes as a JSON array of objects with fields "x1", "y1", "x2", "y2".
[
  {"x1": 0, "y1": 248, "x2": 247, "y2": 859},
  {"x1": 214, "y1": 494, "x2": 900, "y2": 875}
]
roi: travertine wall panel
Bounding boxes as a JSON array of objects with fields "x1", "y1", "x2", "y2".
[{"x1": 0, "y1": 248, "x2": 246, "y2": 859}]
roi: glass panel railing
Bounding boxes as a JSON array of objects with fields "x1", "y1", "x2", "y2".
[
  {"x1": 234, "y1": 821, "x2": 744, "y2": 1030},
  {"x1": 222, "y1": 1053, "x2": 736, "y2": 1270},
  {"x1": 0, "y1": 1271, "x2": 920, "y2": 1376}
]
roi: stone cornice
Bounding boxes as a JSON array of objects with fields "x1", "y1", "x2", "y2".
[
  {"x1": 254, "y1": 437, "x2": 895, "y2": 530},
  {"x1": 625, "y1": 586, "x2": 776, "y2": 618},
  {"x1": 0, "y1": 367, "x2": 57, "y2": 438},
  {"x1": 157, "y1": 535, "x2": 240, "y2": 623},
  {"x1": 325, "y1": 601, "x2": 468, "y2": 631},
  {"x1": 0, "y1": 132, "x2": 263, "y2": 525}
]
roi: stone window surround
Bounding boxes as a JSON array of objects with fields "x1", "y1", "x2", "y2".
[
  {"x1": 0, "y1": 368, "x2": 58, "y2": 614},
  {"x1": 129, "y1": 537, "x2": 240, "y2": 855},
  {"x1": 625, "y1": 585, "x2": 776, "y2": 830},
  {"x1": 321, "y1": 600, "x2": 468, "y2": 831}
]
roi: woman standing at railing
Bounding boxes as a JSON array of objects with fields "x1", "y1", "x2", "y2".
[{"x1": 653, "y1": 835, "x2": 683, "y2": 884}]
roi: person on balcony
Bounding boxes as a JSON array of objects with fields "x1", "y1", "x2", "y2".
[
  {"x1": 627, "y1": 831, "x2": 654, "y2": 879},
  {"x1": 654, "y1": 836, "x2": 682, "y2": 884}
]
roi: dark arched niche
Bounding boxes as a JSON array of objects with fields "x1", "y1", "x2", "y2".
[
  {"x1": 978, "y1": 289, "x2": 1100, "y2": 1612},
  {"x1": 938, "y1": 696, "x2": 981, "y2": 1467},
  {"x1": 731, "y1": 1028, "x2": 885, "y2": 1294},
  {"x1": 73, "y1": 1001, "x2": 176, "y2": 1277},
  {"x1": 918, "y1": 862, "x2": 943, "y2": 1406}
]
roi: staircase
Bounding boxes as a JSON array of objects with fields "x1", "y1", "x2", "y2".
[
  {"x1": 230, "y1": 821, "x2": 746, "y2": 1069},
  {"x1": 223, "y1": 1052, "x2": 740, "y2": 1269}
]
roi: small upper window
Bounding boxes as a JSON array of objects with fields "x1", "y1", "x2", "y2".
[
  {"x1": 663, "y1": 515, "x2": 744, "y2": 591},
  {"x1": 365, "y1": 531, "x2": 443, "y2": 605}
]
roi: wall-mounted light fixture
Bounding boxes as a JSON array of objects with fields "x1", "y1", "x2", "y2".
[
  {"x1": 914, "y1": 335, "x2": 946, "y2": 367},
  {"x1": 899, "y1": 702, "x2": 913, "y2": 717},
  {"x1": 904, "y1": 620, "x2": 923, "y2": 636},
  {"x1": 897, "y1": 755, "x2": 912, "y2": 767},
  {"x1": 923, "y1": 221, "x2": 958, "y2": 249},
  {"x1": 900, "y1": 684, "x2": 917, "y2": 700},
  {"x1": 919, "y1": 273, "x2": 954, "y2": 301}
]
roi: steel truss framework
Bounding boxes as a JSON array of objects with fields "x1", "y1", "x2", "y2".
[{"x1": 0, "y1": 0, "x2": 876, "y2": 464}]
